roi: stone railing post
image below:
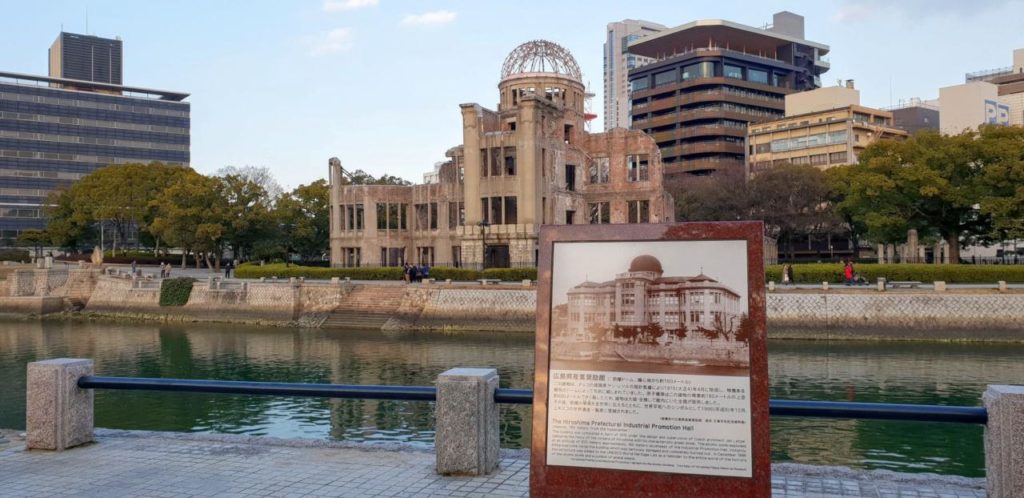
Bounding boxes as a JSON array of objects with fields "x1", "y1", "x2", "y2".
[
  {"x1": 436, "y1": 368, "x2": 499, "y2": 476},
  {"x1": 984, "y1": 385, "x2": 1024, "y2": 498},
  {"x1": 26, "y1": 359, "x2": 94, "y2": 450}
]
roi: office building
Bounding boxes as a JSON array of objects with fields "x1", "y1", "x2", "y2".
[
  {"x1": 964, "y1": 48, "x2": 1024, "y2": 126},
  {"x1": 939, "y1": 81, "x2": 1010, "y2": 135},
  {"x1": 887, "y1": 98, "x2": 940, "y2": 135},
  {"x1": 329, "y1": 40, "x2": 675, "y2": 269},
  {"x1": 564, "y1": 254, "x2": 742, "y2": 339},
  {"x1": 747, "y1": 83, "x2": 907, "y2": 174},
  {"x1": 603, "y1": 19, "x2": 666, "y2": 131},
  {"x1": 49, "y1": 32, "x2": 123, "y2": 86},
  {"x1": 627, "y1": 11, "x2": 829, "y2": 179},
  {"x1": 0, "y1": 70, "x2": 189, "y2": 245}
]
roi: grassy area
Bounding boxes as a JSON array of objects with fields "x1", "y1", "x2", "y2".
[
  {"x1": 235, "y1": 263, "x2": 538, "y2": 282},
  {"x1": 767, "y1": 263, "x2": 1024, "y2": 284}
]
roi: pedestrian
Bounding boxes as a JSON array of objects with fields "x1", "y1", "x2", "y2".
[
  {"x1": 159, "y1": 262, "x2": 166, "y2": 278},
  {"x1": 224, "y1": 260, "x2": 233, "y2": 279},
  {"x1": 402, "y1": 263, "x2": 411, "y2": 284},
  {"x1": 411, "y1": 264, "x2": 420, "y2": 283},
  {"x1": 844, "y1": 260, "x2": 854, "y2": 286},
  {"x1": 781, "y1": 264, "x2": 792, "y2": 286},
  {"x1": 131, "y1": 260, "x2": 137, "y2": 276},
  {"x1": 421, "y1": 263, "x2": 430, "y2": 280}
]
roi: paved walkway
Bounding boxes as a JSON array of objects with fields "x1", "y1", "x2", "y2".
[{"x1": 0, "y1": 430, "x2": 986, "y2": 497}]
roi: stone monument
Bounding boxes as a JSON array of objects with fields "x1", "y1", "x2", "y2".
[{"x1": 90, "y1": 246, "x2": 103, "y2": 265}]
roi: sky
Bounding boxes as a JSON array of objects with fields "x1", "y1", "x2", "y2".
[
  {"x1": 2, "y1": 0, "x2": 1022, "y2": 190},
  {"x1": 550, "y1": 240, "x2": 748, "y2": 310}
]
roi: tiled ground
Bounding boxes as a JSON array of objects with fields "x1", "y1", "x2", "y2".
[{"x1": 0, "y1": 431, "x2": 985, "y2": 497}]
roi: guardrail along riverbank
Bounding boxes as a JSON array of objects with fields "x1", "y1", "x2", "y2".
[
  {"x1": 18, "y1": 358, "x2": 1023, "y2": 497},
  {"x1": 2, "y1": 268, "x2": 1023, "y2": 337}
]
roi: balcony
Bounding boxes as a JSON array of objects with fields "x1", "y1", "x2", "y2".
[{"x1": 678, "y1": 141, "x2": 746, "y2": 156}]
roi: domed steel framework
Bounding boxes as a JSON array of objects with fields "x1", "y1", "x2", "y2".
[{"x1": 500, "y1": 40, "x2": 582, "y2": 82}]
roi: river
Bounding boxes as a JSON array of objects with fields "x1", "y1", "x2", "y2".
[{"x1": 1, "y1": 319, "x2": 1021, "y2": 477}]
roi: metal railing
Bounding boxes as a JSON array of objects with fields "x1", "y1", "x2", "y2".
[{"x1": 77, "y1": 376, "x2": 987, "y2": 424}]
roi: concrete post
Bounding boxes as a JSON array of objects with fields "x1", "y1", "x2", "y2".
[
  {"x1": 984, "y1": 385, "x2": 1024, "y2": 498},
  {"x1": 435, "y1": 368, "x2": 499, "y2": 476},
  {"x1": 822, "y1": 281, "x2": 829, "y2": 291},
  {"x1": 999, "y1": 281, "x2": 1008, "y2": 292},
  {"x1": 934, "y1": 281, "x2": 946, "y2": 292},
  {"x1": 331, "y1": 277, "x2": 339, "y2": 285},
  {"x1": 26, "y1": 359, "x2": 94, "y2": 450},
  {"x1": 768, "y1": 281, "x2": 776, "y2": 292},
  {"x1": 877, "y1": 278, "x2": 886, "y2": 292}
]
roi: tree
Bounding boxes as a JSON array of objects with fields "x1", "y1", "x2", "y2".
[
  {"x1": 700, "y1": 327, "x2": 720, "y2": 344},
  {"x1": 825, "y1": 165, "x2": 870, "y2": 256},
  {"x1": 343, "y1": 169, "x2": 412, "y2": 186},
  {"x1": 748, "y1": 164, "x2": 836, "y2": 260},
  {"x1": 45, "y1": 189, "x2": 96, "y2": 249},
  {"x1": 734, "y1": 314, "x2": 754, "y2": 346},
  {"x1": 149, "y1": 171, "x2": 225, "y2": 268},
  {"x1": 217, "y1": 174, "x2": 275, "y2": 261},
  {"x1": 837, "y1": 129, "x2": 997, "y2": 263},
  {"x1": 975, "y1": 126, "x2": 1024, "y2": 241},
  {"x1": 216, "y1": 165, "x2": 284, "y2": 200},
  {"x1": 16, "y1": 229, "x2": 49, "y2": 258},
  {"x1": 275, "y1": 180, "x2": 330, "y2": 260},
  {"x1": 670, "y1": 169, "x2": 751, "y2": 222}
]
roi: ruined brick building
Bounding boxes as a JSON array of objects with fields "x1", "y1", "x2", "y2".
[{"x1": 328, "y1": 40, "x2": 675, "y2": 269}]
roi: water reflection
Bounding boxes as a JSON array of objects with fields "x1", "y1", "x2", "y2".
[{"x1": 2, "y1": 319, "x2": 1023, "y2": 476}]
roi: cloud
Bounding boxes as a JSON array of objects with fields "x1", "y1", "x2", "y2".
[
  {"x1": 310, "y1": 28, "x2": 354, "y2": 56},
  {"x1": 399, "y1": 10, "x2": 457, "y2": 27},
  {"x1": 322, "y1": 0, "x2": 378, "y2": 13}
]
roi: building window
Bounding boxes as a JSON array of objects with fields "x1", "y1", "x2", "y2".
[
  {"x1": 504, "y1": 147, "x2": 516, "y2": 175},
  {"x1": 809, "y1": 154, "x2": 828, "y2": 166},
  {"x1": 564, "y1": 124, "x2": 574, "y2": 145},
  {"x1": 417, "y1": 246, "x2": 435, "y2": 266},
  {"x1": 491, "y1": 197, "x2": 503, "y2": 225},
  {"x1": 342, "y1": 247, "x2": 361, "y2": 267},
  {"x1": 682, "y1": 62, "x2": 714, "y2": 80},
  {"x1": 415, "y1": 203, "x2": 429, "y2": 231},
  {"x1": 565, "y1": 164, "x2": 576, "y2": 191},
  {"x1": 589, "y1": 157, "x2": 609, "y2": 184},
  {"x1": 344, "y1": 204, "x2": 364, "y2": 230},
  {"x1": 380, "y1": 247, "x2": 405, "y2": 267},
  {"x1": 829, "y1": 151, "x2": 848, "y2": 164},
  {"x1": 627, "y1": 200, "x2": 649, "y2": 223},
  {"x1": 377, "y1": 203, "x2": 387, "y2": 230},
  {"x1": 452, "y1": 246, "x2": 462, "y2": 268},
  {"x1": 754, "y1": 143, "x2": 771, "y2": 154},
  {"x1": 630, "y1": 77, "x2": 649, "y2": 92},
  {"x1": 490, "y1": 148, "x2": 502, "y2": 176},
  {"x1": 481, "y1": 198, "x2": 489, "y2": 224},
  {"x1": 565, "y1": 210, "x2": 575, "y2": 225},
  {"x1": 748, "y1": 69, "x2": 769, "y2": 84},
  {"x1": 448, "y1": 201, "x2": 464, "y2": 229},
  {"x1": 653, "y1": 70, "x2": 676, "y2": 87},
  {"x1": 480, "y1": 148, "x2": 488, "y2": 177},
  {"x1": 588, "y1": 202, "x2": 610, "y2": 224},
  {"x1": 504, "y1": 196, "x2": 518, "y2": 225},
  {"x1": 627, "y1": 154, "x2": 649, "y2": 182},
  {"x1": 430, "y1": 202, "x2": 438, "y2": 230},
  {"x1": 724, "y1": 64, "x2": 743, "y2": 79}
]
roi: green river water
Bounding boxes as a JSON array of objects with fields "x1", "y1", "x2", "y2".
[{"x1": 1, "y1": 319, "x2": 1021, "y2": 477}]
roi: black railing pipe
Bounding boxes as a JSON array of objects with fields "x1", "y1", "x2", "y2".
[{"x1": 78, "y1": 376, "x2": 988, "y2": 425}]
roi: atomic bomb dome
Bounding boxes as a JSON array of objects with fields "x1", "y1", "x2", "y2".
[{"x1": 500, "y1": 40, "x2": 582, "y2": 82}]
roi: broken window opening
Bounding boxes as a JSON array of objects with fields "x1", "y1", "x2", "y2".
[
  {"x1": 504, "y1": 196, "x2": 518, "y2": 225},
  {"x1": 588, "y1": 202, "x2": 610, "y2": 224},
  {"x1": 589, "y1": 157, "x2": 609, "y2": 185},
  {"x1": 504, "y1": 147, "x2": 516, "y2": 176}
]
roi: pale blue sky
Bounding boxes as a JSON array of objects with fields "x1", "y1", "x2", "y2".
[{"x1": 2, "y1": 0, "x2": 1022, "y2": 189}]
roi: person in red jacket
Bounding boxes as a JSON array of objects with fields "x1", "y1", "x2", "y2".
[{"x1": 844, "y1": 260, "x2": 854, "y2": 286}]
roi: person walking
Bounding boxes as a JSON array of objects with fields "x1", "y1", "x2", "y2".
[
  {"x1": 844, "y1": 260, "x2": 854, "y2": 286},
  {"x1": 402, "y1": 263, "x2": 411, "y2": 284},
  {"x1": 782, "y1": 264, "x2": 792, "y2": 286},
  {"x1": 224, "y1": 260, "x2": 233, "y2": 279},
  {"x1": 131, "y1": 260, "x2": 137, "y2": 276}
]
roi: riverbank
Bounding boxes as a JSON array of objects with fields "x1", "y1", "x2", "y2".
[
  {"x1": 3, "y1": 268, "x2": 1024, "y2": 339},
  {"x1": 0, "y1": 429, "x2": 986, "y2": 497}
]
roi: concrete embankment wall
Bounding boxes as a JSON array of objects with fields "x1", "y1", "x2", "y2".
[
  {"x1": 0, "y1": 268, "x2": 99, "y2": 315},
  {"x1": 767, "y1": 292, "x2": 1024, "y2": 340},
  {"x1": 409, "y1": 288, "x2": 536, "y2": 331},
  {"x1": 83, "y1": 276, "x2": 347, "y2": 326}
]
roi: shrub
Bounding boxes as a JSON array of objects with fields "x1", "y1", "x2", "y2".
[
  {"x1": 160, "y1": 277, "x2": 196, "y2": 306},
  {"x1": 235, "y1": 263, "x2": 404, "y2": 281},
  {"x1": 0, "y1": 248, "x2": 30, "y2": 262},
  {"x1": 429, "y1": 267, "x2": 482, "y2": 281},
  {"x1": 766, "y1": 263, "x2": 1024, "y2": 284},
  {"x1": 482, "y1": 267, "x2": 538, "y2": 281}
]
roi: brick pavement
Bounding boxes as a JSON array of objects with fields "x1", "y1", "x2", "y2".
[{"x1": 0, "y1": 430, "x2": 985, "y2": 497}]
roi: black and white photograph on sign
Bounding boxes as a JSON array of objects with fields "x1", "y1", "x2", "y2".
[{"x1": 550, "y1": 239, "x2": 751, "y2": 376}]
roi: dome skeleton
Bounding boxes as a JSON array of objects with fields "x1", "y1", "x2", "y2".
[{"x1": 500, "y1": 40, "x2": 582, "y2": 82}]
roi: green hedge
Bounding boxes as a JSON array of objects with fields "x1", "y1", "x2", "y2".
[
  {"x1": 159, "y1": 278, "x2": 195, "y2": 306},
  {"x1": 0, "y1": 248, "x2": 29, "y2": 262},
  {"x1": 235, "y1": 263, "x2": 538, "y2": 282},
  {"x1": 766, "y1": 263, "x2": 1024, "y2": 284}
]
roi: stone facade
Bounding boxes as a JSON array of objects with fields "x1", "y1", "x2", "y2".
[{"x1": 329, "y1": 40, "x2": 674, "y2": 269}]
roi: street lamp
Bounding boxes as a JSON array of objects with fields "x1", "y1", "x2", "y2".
[{"x1": 477, "y1": 220, "x2": 490, "y2": 270}]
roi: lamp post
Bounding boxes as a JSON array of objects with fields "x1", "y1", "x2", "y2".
[{"x1": 478, "y1": 220, "x2": 490, "y2": 270}]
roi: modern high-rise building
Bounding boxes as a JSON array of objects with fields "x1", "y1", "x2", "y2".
[
  {"x1": 49, "y1": 32, "x2": 123, "y2": 86},
  {"x1": 627, "y1": 11, "x2": 829, "y2": 180},
  {"x1": 0, "y1": 34, "x2": 188, "y2": 245},
  {"x1": 603, "y1": 19, "x2": 666, "y2": 131}
]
